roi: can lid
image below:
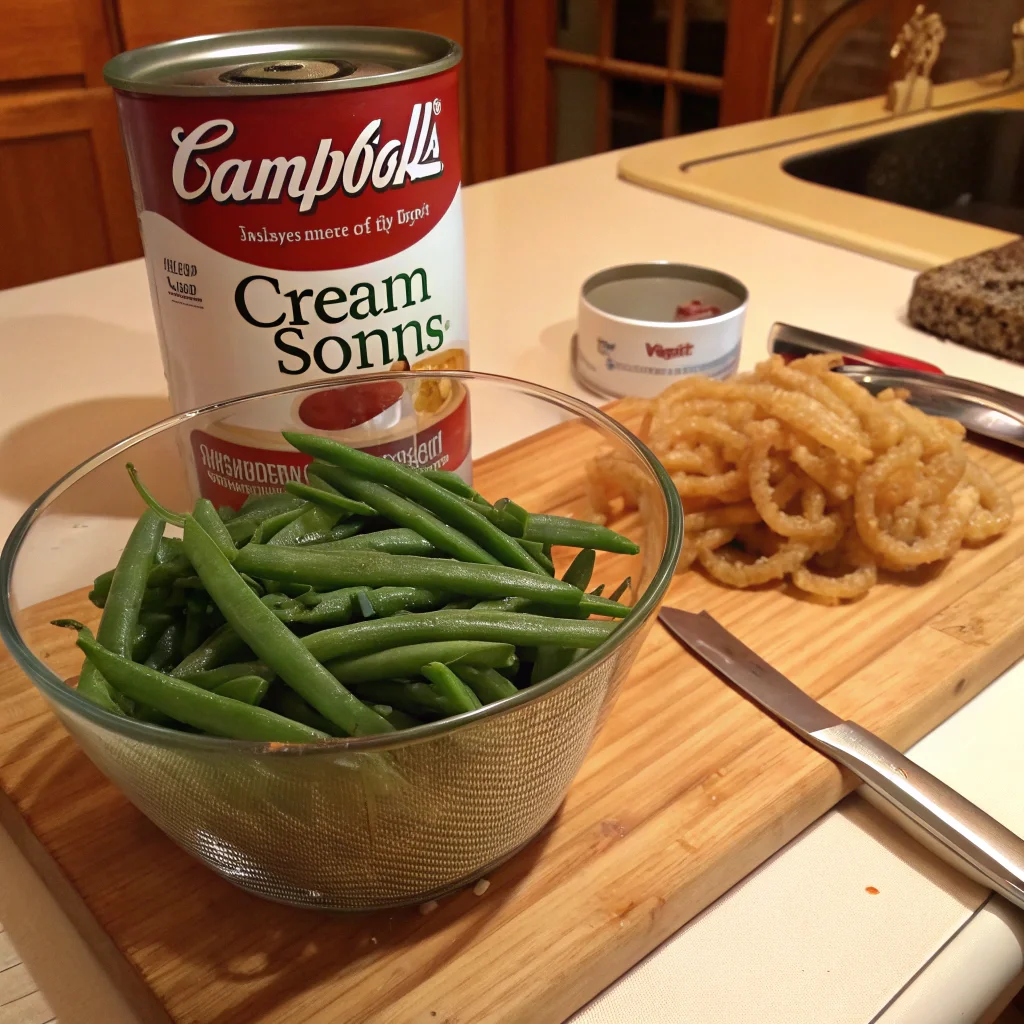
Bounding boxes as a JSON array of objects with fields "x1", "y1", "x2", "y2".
[{"x1": 104, "y1": 26, "x2": 461, "y2": 96}]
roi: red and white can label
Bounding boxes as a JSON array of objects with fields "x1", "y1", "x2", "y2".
[
  {"x1": 191, "y1": 387, "x2": 471, "y2": 508},
  {"x1": 114, "y1": 65, "x2": 469, "y2": 502}
]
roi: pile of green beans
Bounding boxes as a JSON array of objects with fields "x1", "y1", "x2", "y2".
[{"x1": 56, "y1": 432, "x2": 639, "y2": 744}]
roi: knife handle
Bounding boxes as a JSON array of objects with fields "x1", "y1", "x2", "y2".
[{"x1": 808, "y1": 721, "x2": 1024, "y2": 909}]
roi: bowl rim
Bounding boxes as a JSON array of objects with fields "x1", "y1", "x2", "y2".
[{"x1": 0, "y1": 369, "x2": 683, "y2": 756}]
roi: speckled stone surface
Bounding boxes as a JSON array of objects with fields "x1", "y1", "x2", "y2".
[{"x1": 910, "y1": 240, "x2": 1024, "y2": 362}]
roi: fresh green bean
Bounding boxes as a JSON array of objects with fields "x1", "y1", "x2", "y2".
[
  {"x1": 173, "y1": 573, "x2": 265, "y2": 599},
  {"x1": 286, "y1": 479, "x2": 376, "y2": 518},
  {"x1": 76, "y1": 632, "x2": 327, "y2": 742},
  {"x1": 192, "y1": 499, "x2": 237, "y2": 560},
  {"x1": 453, "y1": 495, "x2": 523, "y2": 535},
  {"x1": 149, "y1": 555, "x2": 193, "y2": 587},
  {"x1": 262, "y1": 580, "x2": 314, "y2": 598},
  {"x1": 183, "y1": 515, "x2": 393, "y2": 736},
  {"x1": 473, "y1": 596, "x2": 531, "y2": 612},
  {"x1": 589, "y1": 583, "x2": 605, "y2": 597},
  {"x1": 420, "y1": 469, "x2": 491, "y2": 506},
  {"x1": 131, "y1": 618, "x2": 168, "y2": 663},
  {"x1": 267, "y1": 479, "x2": 345, "y2": 545},
  {"x1": 232, "y1": 547, "x2": 629, "y2": 615},
  {"x1": 452, "y1": 664, "x2": 518, "y2": 703},
  {"x1": 144, "y1": 621, "x2": 183, "y2": 672},
  {"x1": 357, "y1": 586, "x2": 448, "y2": 619},
  {"x1": 522, "y1": 513, "x2": 639, "y2": 555},
  {"x1": 349, "y1": 680, "x2": 448, "y2": 719},
  {"x1": 494, "y1": 497, "x2": 529, "y2": 530},
  {"x1": 139, "y1": 586, "x2": 184, "y2": 612},
  {"x1": 327, "y1": 641, "x2": 516, "y2": 685},
  {"x1": 517, "y1": 538, "x2": 554, "y2": 574},
  {"x1": 306, "y1": 609, "x2": 618, "y2": 662},
  {"x1": 91, "y1": 554, "x2": 192, "y2": 608},
  {"x1": 563, "y1": 548, "x2": 596, "y2": 590},
  {"x1": 170, "y1": 622, "x2": 250, "y2": 678},
  {"x1": 367, "y1": 704, "x2": 422, "y2": 729},
  {"x1": 226, "y1": 495, "x2": 306, "y2": 543},
  {"x1": 267, "y1": 687, "x2": 338, "y2": 735},
  {"x1": 283, "y1": 434, "x2": 544, "y2": 573},
  {"x1": 420, "y1": 662, "x2": 482, "y2": 714},
  {"x1": 78, "y1": 509, "x2": 165, "y2": 715},
  {"x1": 126, "y1": 465, "x2": 185, "y2": 529},
  {"x1": 250, "y1": 504, "x2": 306, "y2": 544},
  {"x1": 531, "y1": 549, "x2": 596, "y2": 684},
  {"x1": 609, "y1": 577, "x2": 632, "y2": 603},
  {"x1": 310, "y1": 461, "x2": 499, "y2": 565},
  {"x1": 217, "y1": 506, "x2": 237, "y2": 522},
  {"x1": 241, "y1": 492, "x2": 303, "y2": 514},
  {"x1": 211, "y1": 675, "x2": 270, "y2": 705},
  {"x1": 89, "y1": 570, "x2": 114, "y2": 607},
  {"x1": 355, "y1": 590, "x2": 376, "y2": 620},
  {"x1": 312, "y1": 528, "x2": 437, "y2": 557},
  {"x1": 296, "y1": 519, "x2": 366, "y2": 546},
  {"x1": 180, "y1": 597, "x2": 210, "y2": 657},
  {"x1": 155, "y1": 536, "x2": 185, "y2": 564},
  {"x1": 182, "y1": 661, "x2": 276, "y2": 689},
  {"x1": 262, "y1": 592, "x2": 303, "y2": 615},
  {"x1": 285, "y1": 586, "x2": 368, "y2": 626}
]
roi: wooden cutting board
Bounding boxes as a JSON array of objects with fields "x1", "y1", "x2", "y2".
[{"x1": 4, "y1": 407, "x2": 1024, "y2": 1024}]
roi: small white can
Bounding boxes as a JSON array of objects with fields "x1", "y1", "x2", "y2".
[{"x1": 573, "y1": 262, "x2": 747, "y2": 399}]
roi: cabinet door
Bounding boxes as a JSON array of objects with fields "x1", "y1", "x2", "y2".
[
  {"x1": 117, "y1": 0, "x2": 464, "y2": 50},
  {"x1": 0, "y1": 88, "x2": 140, "y2": 290},
  {"x1": 114, "y1": 0, "x2": 508, "y2": 183},
  {"x1": 0, "y1": 0, "x2": 113, "y2": 87}
]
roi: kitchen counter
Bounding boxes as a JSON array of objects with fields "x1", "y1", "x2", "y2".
[
  {"x1": 618, "y1": 75, "x2": 1024, "y2": 270},
  {"x1": 3, "y1": 145, "x2": 1024, "y2": 1023}
]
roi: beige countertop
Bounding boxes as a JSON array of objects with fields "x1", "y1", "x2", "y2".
[
  {"x1": 2, "y1": 145, "x2": 1024, "y2": 1024},
  {"x1": 619, "y1": 75, "x2": 1024, "y2": 269}
]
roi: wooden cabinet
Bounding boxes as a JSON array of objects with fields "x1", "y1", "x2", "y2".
[
  {"x1": 0, "y1": 89, "x2": 139, "y2": 288},
  {"x1": 0, "y1": 0, "x2": 507, "y2": 290},
  {"x1": 0, "y1": 0, "x2": 139, "y2": 289}
]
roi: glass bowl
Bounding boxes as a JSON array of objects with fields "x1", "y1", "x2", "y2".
[{"x1": 0, "y1": 371, "x2": 682, "y2": 911}]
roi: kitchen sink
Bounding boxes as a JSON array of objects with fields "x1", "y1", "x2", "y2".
[{"x1": 783, "y1": 109, "x2": 1024, "y2": 234}]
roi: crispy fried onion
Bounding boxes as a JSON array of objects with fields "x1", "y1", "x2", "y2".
[{"x1": 586, "y1": 354, "x2": 1014, "y2": 601}]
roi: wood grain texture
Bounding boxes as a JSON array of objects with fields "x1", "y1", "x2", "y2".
[
  {"x1": 0, "y1": 0, "x2": 92, "y2": 84},
  {"x1": 720, "y1": 0, "x2": 780, "y2": 125},
  {"x1": 115, "y1": 0, "x2": 464, "y2": 52},
  {"x1": 2, "y1": 409, "x2": 1024, "y2": 1023},
  {"x1": 508, "y1": 0, "x2": 553, "y2": 172},
  {"x1": 0, "y1": 88, "x2": 141, "y2": 289},
  {"x1": 463, "y1": 0, "x2": 509, "y2": 183}
]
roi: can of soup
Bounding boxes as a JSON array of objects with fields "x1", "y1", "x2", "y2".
[
  {"x1": 573, "y1": 262, "x2": 747, "y2": 399},
  {"x1": 104, "y1": 27, "x2": 470, "y2": 504}
]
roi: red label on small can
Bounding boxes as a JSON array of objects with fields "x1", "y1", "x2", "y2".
[{"x1": 190, "y1": 390, "x2": 471, "y2": 509}]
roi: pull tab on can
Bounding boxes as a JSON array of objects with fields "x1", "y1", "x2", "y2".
[{"x1": 220, "y1": 59, "x2": 355, "y2": 84}]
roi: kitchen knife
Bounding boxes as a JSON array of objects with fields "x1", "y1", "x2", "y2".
[
  {"x1": 659, "y1": 606, "x2": 1024, "y2": 910},
  {"x1": 768, "y1": 321, "x2": 944, "y2": 373},
  {"x1": 833, "y1": 364, "x2": 1024, "y2": 451}
]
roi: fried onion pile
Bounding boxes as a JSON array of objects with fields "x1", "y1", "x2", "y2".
[{"x1": 587, "y1": 354, "x2": 1013, "y2": 602}]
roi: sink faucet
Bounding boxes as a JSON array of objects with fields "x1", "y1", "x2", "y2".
[{"x1": 886, "y1": 4, "x2": 946, "y2": 115}]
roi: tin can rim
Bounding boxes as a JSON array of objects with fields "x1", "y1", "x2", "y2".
[
  {"x1": 104, "y1": 26, "x2": 461, "y2": 96},
  {"x1": 579, "y1": 260, "x2": 749, "y2": 330}
]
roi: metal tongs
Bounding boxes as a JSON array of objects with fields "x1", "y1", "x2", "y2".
[{"x1": 769, "y1": 322, "x2": 1024, "y2": 452}]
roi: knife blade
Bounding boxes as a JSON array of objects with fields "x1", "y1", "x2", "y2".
[
  {"x1": 767, "y1": 321, "x2": 944, "y2": 374},
  {"x1": 834, "y1": 364, "x2": 1024, "y2": 451},
  {"x1": 659, "y1": 606, "x2": 1024, "y2": 910}
]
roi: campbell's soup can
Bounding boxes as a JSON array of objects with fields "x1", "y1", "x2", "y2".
[{"x1": 104, "y1": 27, "x2": 470, "y2": 505}]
